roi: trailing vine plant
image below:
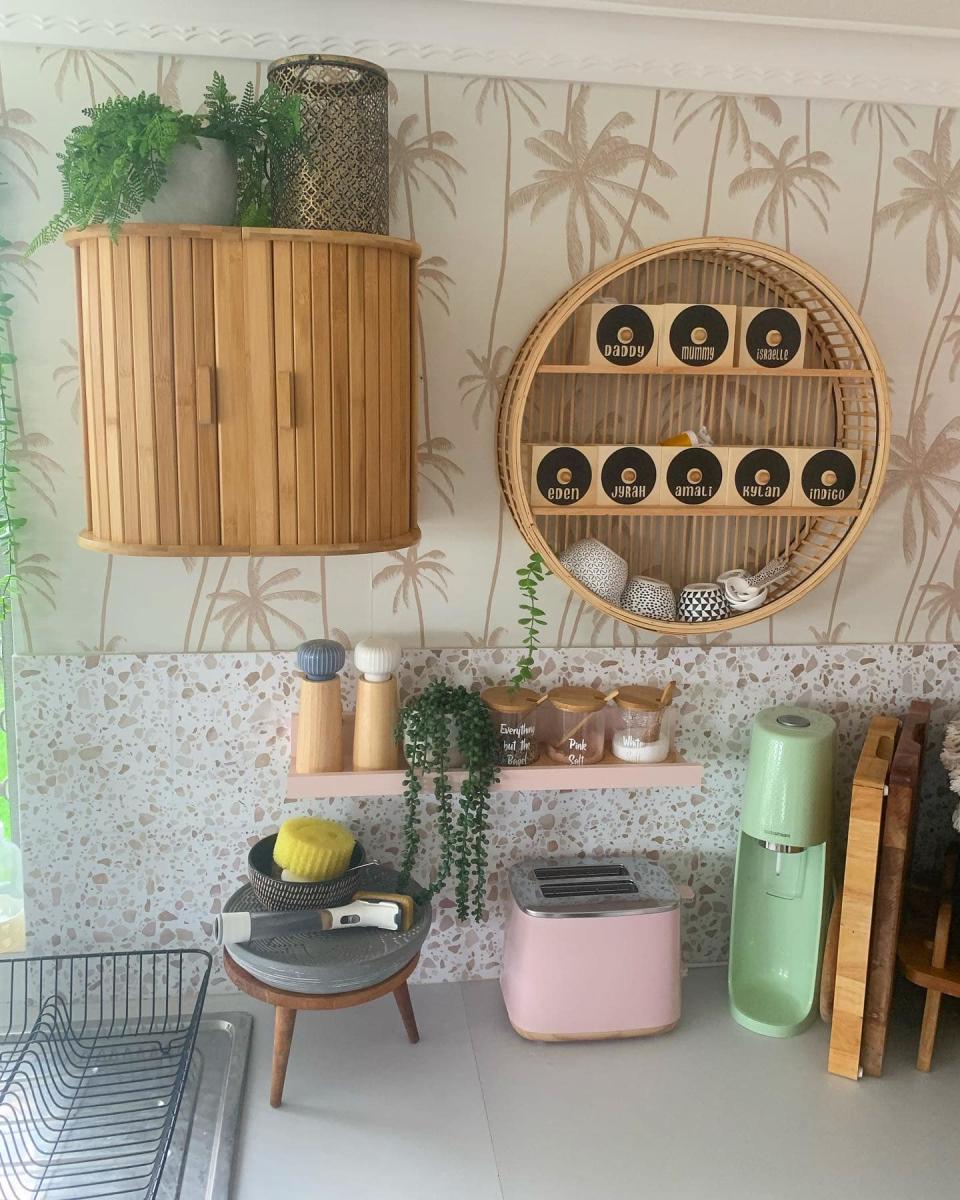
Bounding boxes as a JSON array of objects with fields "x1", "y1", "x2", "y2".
[
  {"x1": 509, "y1": 551, "x2": 549, "y2": 690},
  {"x1": 0, "y1": 232, "x2": 22, "y2": 620},
  {"x1": 396, "y1": 681, "x2": 498, "y2": 920}
]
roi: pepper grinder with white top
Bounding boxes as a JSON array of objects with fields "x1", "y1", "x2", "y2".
[{"x1": 353, "y1": 636, "x2": 402, "y2": 770}]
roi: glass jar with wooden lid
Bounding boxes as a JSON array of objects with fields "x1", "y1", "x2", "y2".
[
  {"x1": 611, "y1": 683, "x2": 677, "y2": 763},
  {"x1": 545, "y1": 686, "x2": 610, "y2": 765},
  {"x1": 482, "y1": 687, "x2": 543, "y2": 767}
]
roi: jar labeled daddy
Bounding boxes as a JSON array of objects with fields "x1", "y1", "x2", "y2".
[{"x1": 482, "y1": 687, "x2": 542, "y2": 767}]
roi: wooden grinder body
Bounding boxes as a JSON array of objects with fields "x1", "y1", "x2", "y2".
[
  {"x1": 296, "y1": 677, "x2": 343, "y2": 773},
  {"x1": 353, "y1": 676, "x2": 400, "y2": 770}
]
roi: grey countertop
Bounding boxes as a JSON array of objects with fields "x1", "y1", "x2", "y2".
[{"x1": 205, "y1": 965, "x2": 960, "y2": 1200}]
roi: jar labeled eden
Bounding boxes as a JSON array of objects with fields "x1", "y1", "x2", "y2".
[
  {"x1": 545, "y1": 686, "x2": 608, "y2": 766},
  {"x1": 482, "y1": 687, "x2": 543, "y2": 767}
]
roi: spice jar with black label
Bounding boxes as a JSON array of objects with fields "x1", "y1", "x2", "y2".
[
  {"x1": 659, "y1": 303, "x2": 737, "y2": 369},
  {"x1": 596, "y1": 445, "x2": 661, "y2": 507},
  {"x1": 727, "y1": 447, "x2": 795, "y2": 508},
  {"x1": 573, "y1": 301, "x2": 661, "y2": 367},
  {"x1": 794, "y1": 448, "x2": 860, "y2": 508},
  {"x1": 530, "y1": 445, "x2": 597, "y2": 508},
  {"x1": 662, "y1": 445, "x2": 728, "y2": 507},
  {"x1": 738, "y1": 306, "x2": 807, "y2": 369}
]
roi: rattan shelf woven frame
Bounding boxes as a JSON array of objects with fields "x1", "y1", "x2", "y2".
[{"x1": 497, "y1": 237, "x2": 890, "y2": 635}]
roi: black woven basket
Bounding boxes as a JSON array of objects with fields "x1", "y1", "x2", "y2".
[{"x1": 248, "y1": 835, "x2": 369, "y2": 911}]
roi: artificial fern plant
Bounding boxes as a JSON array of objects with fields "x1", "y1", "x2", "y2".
[
  {"x1": 201, "y1": 72, "x2": 302, "y2": 226},
  {"x1": 30, "y1": 93, "x2": 203, "y2": 249},
  {"x1": 396, "y1": 681, "x2": 498, "y2": 921},
  {"x1": 31, "y1": 73, "x2": 304, "y2": 249}
]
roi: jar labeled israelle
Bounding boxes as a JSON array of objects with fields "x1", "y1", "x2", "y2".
[
  {"x1": 482, "y1": 687, "x2": 542, "y2": 767},
  {"x1": 611, "y1": 685, "x2": 676, "y2": 764},
  {"x1": 546, "y1": 687, "x2": 609, "y2": 766}
]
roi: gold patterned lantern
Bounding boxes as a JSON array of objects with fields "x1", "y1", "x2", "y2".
[{"x1": 267, "y1": 55, "x2": 389, "y2": 234}]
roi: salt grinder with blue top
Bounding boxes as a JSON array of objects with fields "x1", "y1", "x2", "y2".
[{"x1": 295, "y1": 639, "x2": 347, "y2": 773}]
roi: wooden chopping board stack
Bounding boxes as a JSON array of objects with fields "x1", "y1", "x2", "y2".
[{"x1": 821, "y1": 701, "x2": 930, "y2": 1080}]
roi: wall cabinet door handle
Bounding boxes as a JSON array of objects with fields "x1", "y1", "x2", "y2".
[
  {"x1": 197, "y1": 365, "x2": 217, "y2": 426},
  {"x1": 277, "y1": 369, "x2": 295, "y2": 430}
]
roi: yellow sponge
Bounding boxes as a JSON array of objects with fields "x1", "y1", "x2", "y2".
[{"x1": 273, "y1": 818, "x2": 356, "y2": 882}]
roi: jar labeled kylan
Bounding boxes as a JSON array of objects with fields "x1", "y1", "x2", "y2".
[
  {"x1": 482, "y1": 687, "x2": 542, "y2": 767},
  {"x1": 545, "y1": 686, "x2": 609, "y2": 766}
]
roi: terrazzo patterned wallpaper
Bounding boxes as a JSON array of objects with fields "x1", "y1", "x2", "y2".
[
  {"x1": 14, "y1": 645, "x2": 958, "y2": 986},
  {"x1": 1, "y1": 42, "x2": 959, "y2": 653}
]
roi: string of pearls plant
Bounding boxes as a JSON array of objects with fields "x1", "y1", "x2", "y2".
[{"x1": 396, "y1": 681, "x2": 499, "y2": 921}]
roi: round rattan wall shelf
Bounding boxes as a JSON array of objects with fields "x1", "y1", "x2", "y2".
[{"x1": 497, "y1": 237, "x2": 890, "y2": 634}]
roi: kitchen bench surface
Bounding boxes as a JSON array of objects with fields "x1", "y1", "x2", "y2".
[{"x1": 207, "y1": 964, "x2": 960, "y2": 1200}]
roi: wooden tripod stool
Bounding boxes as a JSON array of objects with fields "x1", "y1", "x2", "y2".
[
  {"x1": 223, "y1": 951, "x2": 420, "y2": 1106},
  {"x1": 898, "y1": 843, "x2": 960, "y2": 1071}
]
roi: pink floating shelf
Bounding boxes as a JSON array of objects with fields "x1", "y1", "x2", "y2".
[{"x1": 287, "y1": 718, "x2": 703, "y2": 798}]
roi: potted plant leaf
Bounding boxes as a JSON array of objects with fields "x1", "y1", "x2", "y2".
[
  {"x1": 30, "y1": 92, "x2": 233, "y2": 249},
  {"x1": 30, "y1": 72, "x2": 303, "y2": 250},
  {"x1": 201, "y1": 72, "x2": 303, "y2": 227},
  {"x1": 396, "y1": 681, "x2": 498, "y2": 921}
]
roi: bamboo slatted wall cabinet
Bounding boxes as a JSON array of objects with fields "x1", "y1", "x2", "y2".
[
  {"x1": 67, "y1": 224, "x2": 420, "y2": 556},
  {"x1": 497, "y1": 237, "x2": 890, "y2": 634}
]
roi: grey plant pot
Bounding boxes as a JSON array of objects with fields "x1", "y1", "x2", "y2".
[{"x1": 139, "y1": 138, "x2": 237, "y2": 226}]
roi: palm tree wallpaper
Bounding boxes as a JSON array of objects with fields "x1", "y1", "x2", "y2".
[{"x1": 1, "y1": 41, "x2": 959, "y2": 653}]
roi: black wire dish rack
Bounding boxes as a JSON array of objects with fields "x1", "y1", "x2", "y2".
[{"x1": 0, "y1": 950, "x2": 211, "y2": 1199}]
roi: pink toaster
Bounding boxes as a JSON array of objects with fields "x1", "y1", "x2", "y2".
[{"x1": 501, "y1": 856, "x2": 682, "y2": 1041}]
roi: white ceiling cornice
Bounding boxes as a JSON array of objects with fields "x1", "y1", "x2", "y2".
[{"x1": 2, "y1": 0, "x2": 957, "y2": 107}]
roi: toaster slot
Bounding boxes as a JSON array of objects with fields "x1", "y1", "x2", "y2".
[
  {"x1": 539, "y1": 880, "x2": 640, "y2": 898},
  {"x1": 534, "y1": 864, "x2": 630, "y2": 881}
]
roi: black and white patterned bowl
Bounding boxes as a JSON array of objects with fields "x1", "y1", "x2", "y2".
[
  {"x1": 559, "y1": 538, "x2": 628, "y2": 604},
  {"x1": 620, "y1": 575, "x2": 677, "y2": 621},
  {"x1": 248, "y1": 835, "x2": 370, "y2": 911},
  {"x1": 678, "y1": 582, "x2": 730, "y2": 622}
]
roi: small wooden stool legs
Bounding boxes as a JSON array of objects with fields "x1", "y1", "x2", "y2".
[
  {"x1": 898, "y1": 845, "x2": 959, "y2": 1073},
  {"x1": 393, "y1": 980, "x2": 420, "y2": 1044},
  {"x1": 917, "y1": 991, "x2": 942, "y2": 1073},
  {"x1": 268, "y1": 986, "x2": 420, "y2": 1105},
  {"x1": 223, "y1": 952, "x2": 421, "y2": 1108},
  {"x1": 271, "y1": 1007, "x2": 297, "y2": 1108}
]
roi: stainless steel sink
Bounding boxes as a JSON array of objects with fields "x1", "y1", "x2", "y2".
[{"x1": 157, "y1": 1012, "x2": 251, "y2": 1200}]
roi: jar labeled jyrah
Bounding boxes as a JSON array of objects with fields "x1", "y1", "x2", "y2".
[
  {"x1": 611, "y1": 684, "x2": 676, "y2": 763},
  {"x1": 546, "y1": 687, "x2": 609, "y2": 766},
  {"x1": 482, "y1": 687, "x2": 542, "y2": 767}
]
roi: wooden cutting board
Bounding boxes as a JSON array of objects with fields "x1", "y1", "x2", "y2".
[
  {"x1": 819, "y1": 891, "x2": 841, "y2": 1023},
  {"x1": 827, "y1": 714, "x2": 899, "y2": 1080},
  {"x1": 860, "y1": 700, "x2": 930, "y2": 1076}
]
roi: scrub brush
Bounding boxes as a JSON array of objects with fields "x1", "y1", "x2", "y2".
[{"x1": 273, "y1": 817, "x2": 356, "y2": 882}]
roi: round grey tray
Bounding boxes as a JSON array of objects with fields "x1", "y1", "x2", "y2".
[{"x1": 222, "y1": 866, "x2": 431, "y2": 995}]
